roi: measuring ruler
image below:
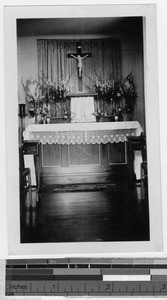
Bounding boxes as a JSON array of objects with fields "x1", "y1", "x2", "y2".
[{"x1": 6, "y1": 258, "x2": 167, "y2": 296}]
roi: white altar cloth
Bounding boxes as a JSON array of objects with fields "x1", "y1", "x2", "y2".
[
  {"x1": 23, "y1": 121, "x2": 143, "y2": 145},
  {"x1": 23, "y1": 121, "x2": 143, "y2": 180}
]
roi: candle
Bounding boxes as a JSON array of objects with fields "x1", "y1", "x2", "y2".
[
  {"x1": 97, "y1": 100, "x2": 100, "y2": 111},
  {"x1": 111, "y1": 99, "x2": 113, "y2": 111}
]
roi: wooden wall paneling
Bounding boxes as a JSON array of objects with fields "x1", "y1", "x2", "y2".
[
  {"x1": 61, "y1": 145, "x2": 69, "y2": 167},
  {"x1": 100, "y1": 143, "x2": 108, "y2": 167},
  {"x1": 121, "y1": 34, "x2": 145, "y2": 130},
  {"x1": 40, "y1": 141, "x2": 129, "y2": 185},
  {"x1": 108, "y1": 142, "x2": 126, "y2": 164},
  {"x1": 42, "y1": 144, "x2": 61, "y2": 166}
]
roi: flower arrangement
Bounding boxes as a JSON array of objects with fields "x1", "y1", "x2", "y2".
[
  {"x1": 94, "y1": 72, "x2": 137, "y2": 120},
  {"x1": 95, "y1": 73, "x2": 122, "y2": 103},
  {"x1": 22, "y1": 71, "x2": 137, "y2": 123},
  {"x1": 22, "y1": 74, "x2": 70, "y2": 120},
  {"x1": 93, "y1": 109, "x2": 104, "y2": 121},
  {"x1": 40, "y1": 74, "x2": 71, "y2": 120},
  {"x1": 21, "y1": 77, "x2": 46, "y2": 117},
  {"x1": 41, "y1": 73, "x2": 69, "y2": 102},
  {"x1": 24, "y1": 80, "x2": 41, "y2": 101},
  {"x1": 44, "y1": 81, "x2": 68, "y2": 102},
  {"x1": 63, "y1": 110, "x2": 71, "y2": 121}
]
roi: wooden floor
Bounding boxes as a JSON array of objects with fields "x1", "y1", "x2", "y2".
[{"x1": 20, "y1": 188, "x2": 150, "y2": 243}]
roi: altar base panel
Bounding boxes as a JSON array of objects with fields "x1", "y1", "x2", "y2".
[
  {"x1": 40, "y1": 142, "x2": 127, "y2": 185},
  {"x1": 23, "y1": 121, "x2": 143, "y2": 185}
]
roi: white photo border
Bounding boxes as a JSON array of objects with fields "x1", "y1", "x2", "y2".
[{"x1": 4, "y1": 4, "x2": 162, "y2": 255}]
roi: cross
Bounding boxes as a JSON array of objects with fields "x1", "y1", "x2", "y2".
[{"x1": 67, "y1": 42, "x2": 92, "y2": 91}]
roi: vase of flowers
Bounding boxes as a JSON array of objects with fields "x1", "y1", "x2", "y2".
[
  {"x1": 22, "y1": 77, "x2": 51, "y2": 123},
  {"x1": 95, "y1": 72, "x2": 137, "y2": 121},
  {"x1": 121, "y1": 105, "x2": 131, "y2": 121},
  {"x1": 21, "y1": 78, "x2": 42, "y2": 116},
  {"x1": 93, "y1": 109, "x2": 103, "y2": 122}
]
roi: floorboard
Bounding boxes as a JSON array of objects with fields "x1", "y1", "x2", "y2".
[{"x1": 20, "y1": 189, "x2": 150, "y2": 243}]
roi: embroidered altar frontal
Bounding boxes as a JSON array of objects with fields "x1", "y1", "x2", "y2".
[{"x1": 23, "y1": 122, "x2": 143, "y2": 185}]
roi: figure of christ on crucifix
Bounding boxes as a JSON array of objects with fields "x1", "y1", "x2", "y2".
[
  {"x1": 70, "y1": 53, "x2": 89, "y2": 77},
  {"x1": 67, "y1": 42, "x2": 92, "y2": 91}
]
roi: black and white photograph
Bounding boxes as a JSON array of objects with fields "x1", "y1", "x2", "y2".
[{"x1": 4, "y1": 4, "x2": 162, "y2": 254}]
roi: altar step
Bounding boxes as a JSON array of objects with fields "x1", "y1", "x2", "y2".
[
  {"x1": 39, "y1": 182, "x2": 129, "y2": 193},
  {"x1": 40, "y1": 165, "x2": 130, "y2": 186}
]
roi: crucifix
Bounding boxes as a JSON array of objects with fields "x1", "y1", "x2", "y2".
[{"x1": 67, "y1": 42, "x2": 92, "y2": 91}]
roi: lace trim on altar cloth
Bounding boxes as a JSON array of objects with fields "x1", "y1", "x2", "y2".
[{"x1": 25, "y1": 129, "x2": 138, "y2": 145}]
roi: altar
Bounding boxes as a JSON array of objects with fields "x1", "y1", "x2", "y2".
[{"x1": 23, "y1": 121, "x2": 143, "y2": 185}]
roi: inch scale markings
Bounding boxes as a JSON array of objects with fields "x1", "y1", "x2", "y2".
[
  {"x1": 5, "y1": 258, "x2": 167, "y2": 296},
  {"x1": 6, "y1": 281, "x2": 167, "y2": 296}
]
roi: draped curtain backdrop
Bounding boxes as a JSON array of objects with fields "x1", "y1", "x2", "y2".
[{"x1": 37, "y1": 39, "x2": 121, "y2": 94}]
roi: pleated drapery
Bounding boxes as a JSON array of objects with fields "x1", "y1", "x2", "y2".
[{"x1": 37, "y1": 39, "x2": 121, "y2": 93}]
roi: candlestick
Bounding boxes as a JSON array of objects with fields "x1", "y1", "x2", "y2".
[
  {"x1": 18, "y1": 103, "x2": 27, "y2": 143},
  {"x1": 18, "y1": 103, "x2": 26, "y2": 118}
]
